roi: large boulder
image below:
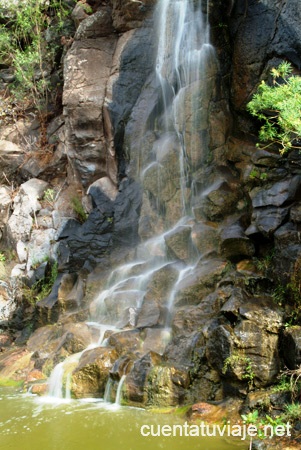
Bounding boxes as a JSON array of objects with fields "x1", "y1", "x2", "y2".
[
  {"x1": 71, "y1": 347, "x2": 118, "y2": 398},
  {"x1": 251, "y1": 177, "x2": 301, "y2": 208}
]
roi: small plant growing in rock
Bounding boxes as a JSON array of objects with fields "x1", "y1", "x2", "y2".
[
  {"x1": 222, "y1": 354, "x2": 255, "y2": 388},
  {"x1": 280, "y1": 366, "x2": 301, "y2": 402},
  {"x1": 249, "y1": 168, "x2": 268, "y2": 181},
  {"x1": 71, "y1": 196, "x2": 87, "y2": 223},
  {"x1": 272, "y1": 376, "x2": 292, "y2": 393},
  {"x1": 22, "y1": 260, "x2": 58, "y2": 304},
  {"x1": 283, "y1": 402, "x2": 301, "y2": 421},
  {"x1": 247, "y1": 61, "x2": 301, "y2": 154},
  {"x1": 78, "y1": 2, "x2": 93, "y2": 14},
  {"x1": 43, "y1": 188, "x2": 56, "y2": 207}
]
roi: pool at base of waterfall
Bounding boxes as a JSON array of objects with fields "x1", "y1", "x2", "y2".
[{"x1": 0, "y1": 387, "x2": 247, "y2": 450}]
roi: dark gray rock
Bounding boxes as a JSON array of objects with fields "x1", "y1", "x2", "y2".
[
  {"x1": 123, "y1": 351, "x2": 162, "y2": 405},
  {"x1": 164, "y1": 332, "x2": 205, "y2": 367},
  {"x1": 274, "y1": 222, "x2": 301, "y2": 250},
  {"x1": 206, "y1": 324, "x2": 234, "y2": 373},
  {"x1": 109, "y1": 23, "x2": 156, "y2": 177},
  {"x1": 174, "y1": 259, "x2": 227, "y2": 307},
  {"x1": 252, "y1": 176, "x2": 301, "y2": 208},
  {"x1": 65, "y1": 208, "x2": 113, "y2": 271},
  {"x1": 230, "y1": 0, "x2": 301, "y2": 112},
  {"x1": 136, "y1": 299, "x2": 161, "y2": 329},
  {"x1": 0, "y1": 69, "x2": 15, "y2": 83},
  {"x1": 112, "y1": 178, "x2": 142, "y2": 247},
  {"x1": 57, "y1": 178, "x2": 142, "y2": 272},
  {"x1": 251, "y1": 149, "x2": 281, "y2": 167},
  {"x1": 282, "y1": 326, "x2": 301, "y2": 369},
  {"x1": 247, "y1": 206, "x2": 290, "y2": 237}
]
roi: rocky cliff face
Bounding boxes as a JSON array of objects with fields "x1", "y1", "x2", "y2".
[{"x1": 1, "y1": 0, "x2": 301, "y2": 416}]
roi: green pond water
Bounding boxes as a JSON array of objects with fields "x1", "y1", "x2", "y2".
[{"x1": 0, "y1": 387, "x2": 248, "y2": 450}]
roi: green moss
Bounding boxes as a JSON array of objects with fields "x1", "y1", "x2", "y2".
[
  {"x1": 174, "y1": 404, "x2": 193, "y2": 417},
  {"x1": 0, "y1": 378, "x2": 24, "y2": 388}
]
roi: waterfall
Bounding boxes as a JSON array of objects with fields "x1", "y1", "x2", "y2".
[
  {"x1": 46, "y1": 0, "x2": 217, "y2": 403},
  {"x1": 88, "y1": 0, "x2": 217, "y2": 358},
  {"x1": 151, "y1": 0, "x2": 215, "y2": 217},
  {"x1": 47, "y1": 362, "x2": 64, "y2": 399},
  {"x1": 104, "y1": 377, "x2": 113, "y2": 403},
  {"x1": 114, "y1": 374, "x2": 126, "y2": 406},
  {"x1": 46, "y1": 352, "x2": 84, "y2": 400}
]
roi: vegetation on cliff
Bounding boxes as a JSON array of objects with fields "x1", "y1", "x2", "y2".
[
  {"x1": 247, "y1": 62, "x2": 301, "y2": 154},
  {"x1": 0, "y1": 0, "x2": 74, "y2": 128}
]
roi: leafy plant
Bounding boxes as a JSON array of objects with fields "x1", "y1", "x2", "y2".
[
  {"x1": 247, "y1": 61, "x2": 301, "y2": 154},
  {"x1": 241, "y1": 409, "x2": 259, "y2": 425},
  {"x1": 241, "y1": 409, "x2": 288, "y2": 440},
  {"x1": 249, "y1": 168, "x2": 268, "y2": 181}
]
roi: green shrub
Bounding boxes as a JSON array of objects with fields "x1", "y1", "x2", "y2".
[
  {"x1": 247, "y1": 61, "x2": 301, "y2": 154},
  {"x1": 0, "y1": 0, "x2": 71, "y2": 117}
]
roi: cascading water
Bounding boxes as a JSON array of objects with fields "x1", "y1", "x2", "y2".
[
  {"x1": 46, "y1": 0, "x2": 217, "y2": 404},
  {"x1": 47, "y1": 362, "x2": 65, "y2": 399},
  {"x1": 149, "y1": 0, "x2": 215, "y2": 217}
]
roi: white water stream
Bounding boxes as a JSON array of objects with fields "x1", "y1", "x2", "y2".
[{"x1": 47, "y1": 0, "x2": 216, "y2": 402}]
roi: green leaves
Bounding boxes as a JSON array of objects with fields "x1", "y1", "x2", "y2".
[{"x1": 247, "y1": 62, "x2": 301, "y2": 154}]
